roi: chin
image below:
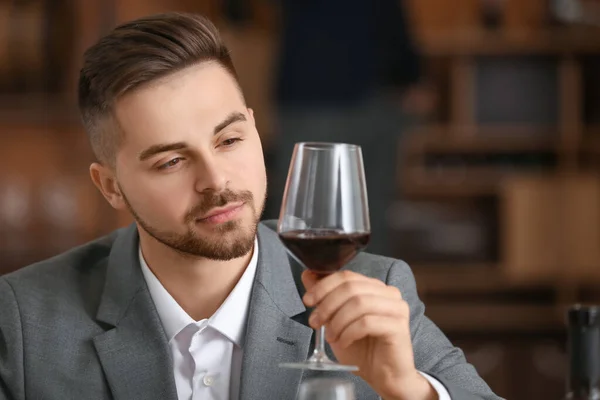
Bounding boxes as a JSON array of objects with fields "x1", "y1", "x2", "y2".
[{"x1": 200, "y1": 227, "x2": 256, "y2": 260}]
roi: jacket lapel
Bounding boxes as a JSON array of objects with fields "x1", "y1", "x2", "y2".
[
  {"x1": 93, "y1": 225, "x2": 177, "y2": 400},
  {"x1": 239, "y1": 223, "x2": 314, "y2": 400}
]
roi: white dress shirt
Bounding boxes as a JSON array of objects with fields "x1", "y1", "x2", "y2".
[
  {"x1": 139, "y1": 241, "x2": 451, "y2": 400},
  {"x1": 419, "y1": 372, "x2": 451, "y2": 400},
  {"x1": 139, "y1": 240, "x2": 258, "y2": 400}
]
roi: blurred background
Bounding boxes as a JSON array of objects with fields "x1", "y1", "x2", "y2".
[{"x1": 1, "y1": 0, "x2": 599, "y2": 398}]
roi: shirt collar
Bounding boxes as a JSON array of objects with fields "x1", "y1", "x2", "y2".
[{"x1": 139, "y1": 239, "x2": 259, "y2": 347}]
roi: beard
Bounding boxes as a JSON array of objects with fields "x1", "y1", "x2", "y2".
[{"x1": 121, "y1": 187, "x2": 264, "y2": 261}]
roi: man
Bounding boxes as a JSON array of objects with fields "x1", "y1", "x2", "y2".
[{"x1": 0, "y1": 12, "x2": 501, "y2": 400}]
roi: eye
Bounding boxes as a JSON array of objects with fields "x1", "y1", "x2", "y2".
[
  {"x1": 157, "y1": 157, "x2": 184, "y2": 170},
  {"x1": 221, "y1": 138, "x2": 242, "y2": 147}
]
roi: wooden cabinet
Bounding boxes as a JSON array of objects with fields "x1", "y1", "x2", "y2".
[
  {"x1": 399, "y1": 3, "x2": 600, "y2": 398},
  {"x1": 397, "y1": 0, "x2": 600, "y2": 291}
]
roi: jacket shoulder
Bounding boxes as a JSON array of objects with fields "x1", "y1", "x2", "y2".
[
  {"x1": 345, "y1": 251, "x2": 411, "y2": 283},
  {"x1": 2, "y1": 228, "x2": 123, "y2": 292}
]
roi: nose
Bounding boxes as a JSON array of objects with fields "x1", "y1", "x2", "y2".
[{"x1": 193, "y1": 154, "x2": 228, "y2": 193}]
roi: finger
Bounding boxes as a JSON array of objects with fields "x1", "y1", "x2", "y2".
[
  {"x1": 300, "y1": 270, "x2": 320, "y2": 291},
  {"x1": 309, "y1": 282, "x2": 401, "y2": 328},
  {"x1": 325, "y1": 297, "x2": 409, "y2": 343},
  {"x1": 387, "y1": 285, "x2": 403, "y2": 301},
  {"x1": 303, "y1": 270, "x2": 384, "y2": 307},
  {"x1": 336, "y1": 315, "x2": 408, "y2": 350}
]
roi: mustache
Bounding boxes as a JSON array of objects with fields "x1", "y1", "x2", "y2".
[{"x1": 185, "y1": 189, "x2": 254, "y2": 222}]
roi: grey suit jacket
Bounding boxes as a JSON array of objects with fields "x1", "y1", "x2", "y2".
[{"x1": 0, "y1": 221, "x2": 502, "y2": 399}]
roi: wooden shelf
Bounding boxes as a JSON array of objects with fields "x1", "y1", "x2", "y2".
[
  {"x1": 412, "y1": 264, "x2": 566, "y2": 333},
  {"x1": 406, "y1": 126, "x2": 558, "y2": 154},
  {"x1": 413, "y1": 263, "x2": 507, "y2": 294},
  {"x1": 401, "y1": 125, "x2": 560, "y2": 197},
  {"x1": 420, "y1": 27, "x2": 600, "y2": 56},
  {"x1": 425, "y1": 303, "x2": 563, "y2": 333},
  {"x1": 401, "y1": 179, "x2": 499, "y2": 197},
  {"x1": 412, "y1": 264, "x2": 559, "y2": 293},
  {"x1": 401, "y1": 166, "x2": 555, "y2": 197}
]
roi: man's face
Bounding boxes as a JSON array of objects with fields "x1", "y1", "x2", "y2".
[{"x1": 112, "y1": 62, "x2": 267, "y2": 260}]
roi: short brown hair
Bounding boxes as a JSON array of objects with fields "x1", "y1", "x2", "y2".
[{"x1": 78, "y1": 12, "x2": 240, "y2": 166}]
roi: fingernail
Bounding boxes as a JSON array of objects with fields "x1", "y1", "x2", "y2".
[{"x1": 304, "y1": 293, "x2": 314, "y2": 306}]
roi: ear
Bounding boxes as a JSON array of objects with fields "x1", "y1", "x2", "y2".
[
  {"x1": 89, "y1": 163, "x2": 127, "y2": 211},
  {"x1": 247, "y1": 107, "x2": 255, "y2": 125}
]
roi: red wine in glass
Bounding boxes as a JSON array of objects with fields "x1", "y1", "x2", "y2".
[
  {"x1": 277, "y1": 142, "x2": 371, "y2": 372},
  {"x1": 279, "y1": 229, "x2": 370, "y2": 275}
]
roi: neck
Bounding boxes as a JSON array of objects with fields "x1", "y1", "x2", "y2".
[{"x1": 138, "y1": 229, "x2": 255, "y2": 321}]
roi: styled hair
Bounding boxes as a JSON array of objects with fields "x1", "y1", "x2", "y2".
[{"x1": 78, "y1": 12, "x2": 239, "y2": 166}]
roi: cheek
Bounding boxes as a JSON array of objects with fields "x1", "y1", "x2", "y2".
[
  {"x1": 122, "y1": 175, "x2": 191, "y2": 219},
  {"x1": 237, "y1": 150, "x2": 266, "y2": 190}
]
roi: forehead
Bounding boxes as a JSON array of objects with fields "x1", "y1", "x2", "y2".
[{"x1": 113, "y1": 62, "x2": 245, "y2": 146}]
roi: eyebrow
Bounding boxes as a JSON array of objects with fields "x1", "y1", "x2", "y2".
[
  {"x1": 214, "y1": 111, "x2": 246, "y2": 135},
  {"x1": 138, "y1": 142, "x2": 188, "y2": 162},
  {"x1": 137, "y1": 112, "x2": 247, "y2": 162}
]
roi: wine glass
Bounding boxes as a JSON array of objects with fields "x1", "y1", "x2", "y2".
[
  {"x1": 298, "y1": 378, "x2": 356, "y2": 400},
  {"x1": 278, "y1": 142, "x2": 371, "y2": 371}
]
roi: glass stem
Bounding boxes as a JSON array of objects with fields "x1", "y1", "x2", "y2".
[
  {"x1": 316, "y1": 325, "x2": 326, "y2": 355},
  {"x1": 310, "y1": 325, "x2": 331, "y2": 363}
]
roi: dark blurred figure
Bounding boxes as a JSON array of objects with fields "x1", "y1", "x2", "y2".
[{"x1": 224, "y1": 0, "x2": 423, "y2": 256}]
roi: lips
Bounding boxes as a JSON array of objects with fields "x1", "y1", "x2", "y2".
[{"x1": 196, "y1": 202, "x2": 245, "y2": 224}]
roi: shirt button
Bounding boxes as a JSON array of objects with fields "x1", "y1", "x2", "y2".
[{"x1": 203, "y1": 375, "x2": 215, "y2": 387}]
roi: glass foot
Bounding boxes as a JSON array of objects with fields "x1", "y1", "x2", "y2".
[
  {"x1": 279, "y1": 352, "x2": 359, "y2": 371},
  {"x1": 279, "y1": 361, "x2": 359, "y2": 371},
  {"x1": 280, "y1": 326, "x2": 359, "y2": 371}
]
